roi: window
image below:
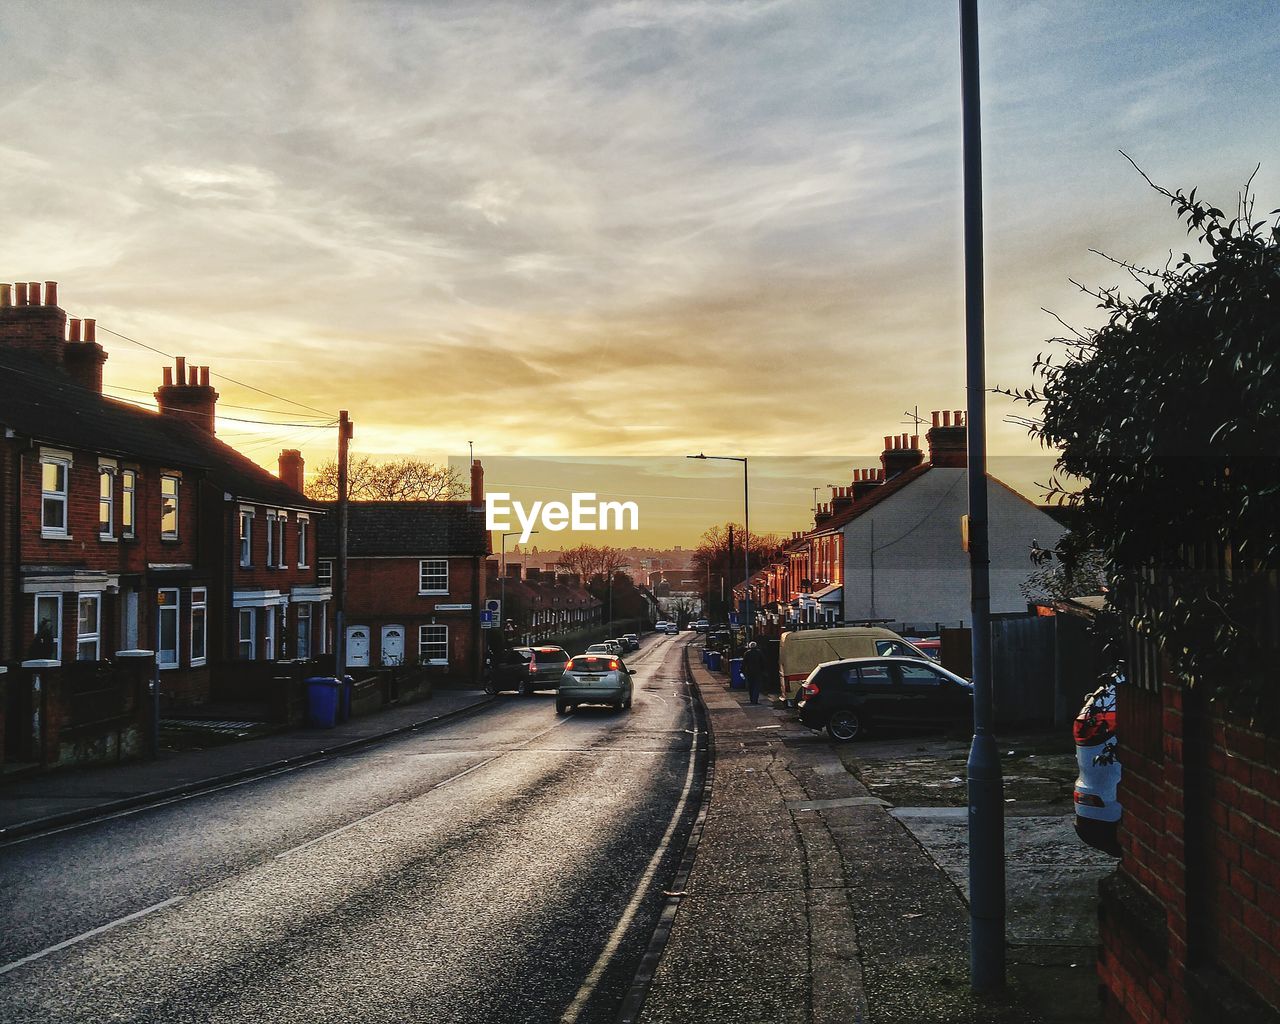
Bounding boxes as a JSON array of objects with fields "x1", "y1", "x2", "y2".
[
  {"x1": 238, "y1": 609, "x2": 255, "y2": 660},
  {"x1": 297, "y1": 516, "x2": 309, "y2": 568},
  {"x1": 264, "y1": 606, "x2": 277, "y2": 660},
  {"x1": 77, "y1": 594, "x2": 101, "y2": 661},
  {"x1": 266, "y1": 512, "x2": 276, "y2": 567},
  {"x1": 157, "y1": 589, "x2": 179, "y2": 668},
  {"x1": 296, "y1": 604, "x2": 312, "y2": 660},
  {"x1": 98, "y1": 467, "x2": 115, "y2": 538},
  {"x1": 239, "y1": 510, "x2": 254, "y2": 567},
  {"x1": 845, "y1": 663, "x2": 892, "y2": 686},
  {"x1": 418, "y1": 624, "x2": 448, "y2": 665},
  {"x1": 41, "y1": 455, "x2": 70, "y2": 537},
  {"x1": 160, "y1": 475, "x2": 180, "y2": 539},
  {"x1": 898, "y1": 664, "x2": 942, "y2": 687},
  {"x1": 191, "y1": 588, "x2": 207, "y2": 666},
  {"x1": 275, "y1": 513, "x2": 287, "y2": 568},
  {"x1": 419, "y1": 559, "x2": 449, "y2": 594},
  {"x1": 121, "y1": 469, "x2": 137, "y2": 538},
  {"x1": 33, "y1": 593, "x2": 62, "y2": 662},
  {"x1": 318, "y1": 559, "x2": 333, "y2": 587}
]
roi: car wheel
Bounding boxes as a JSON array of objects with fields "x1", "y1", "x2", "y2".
[
  {"x1": 623, "y1": 693, "x2": 632, "y2": 710},
  {"x1": 519, "y1": 678, "x2": 531, "y2": 697},
  {"x1": 826, "y1": 709, "x2": 864, "y2": 742},
  {"x1": 556, "y1": 700, "x2": 568, "y2": 715}
]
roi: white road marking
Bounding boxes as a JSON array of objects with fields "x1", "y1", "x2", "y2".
[
  {"x1": 560, "y1": 721, "x2": 699, "y2": 1023},
  {"x1": 0, "y1": 895, "x2": 187, "y2": 977}
]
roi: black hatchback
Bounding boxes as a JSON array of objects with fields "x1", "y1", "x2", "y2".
[{"x1": 796, "y1": 657, "x2": 973, "y2": 742}]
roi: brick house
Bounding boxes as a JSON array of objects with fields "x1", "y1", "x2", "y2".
[
  {"x1": 1, "y1": 280, "x2": 327, "y2": 766},
  {"x1": 490, "y1": 563, "x2": 603, "y2": 646},
  {"x1": 316, "y1": 462, "x2": 490, "y2": 683}
]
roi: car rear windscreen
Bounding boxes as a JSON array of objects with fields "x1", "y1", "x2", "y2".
[
  {"x1": 535, "y1": 649, "x2": 568, "y2": 663},
  {"x1": 571, "y1": 656, "x2": 613, "y2": 672}
]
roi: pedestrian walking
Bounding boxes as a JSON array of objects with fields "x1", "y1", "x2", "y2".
[{"x1": 742, "y1": 641, "x2": 765, "y2": 705}]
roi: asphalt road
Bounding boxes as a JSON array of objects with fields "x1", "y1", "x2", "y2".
[{"x1": 0, "y1": 633, "x2": 702, "y2": 1024}]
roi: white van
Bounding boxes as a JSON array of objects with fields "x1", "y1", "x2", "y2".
[{"x1": 778, "y1": 626, "x2": 929, "y2": 701}]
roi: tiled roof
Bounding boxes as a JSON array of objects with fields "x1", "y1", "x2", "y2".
[
  {"x1": 808, "y1": 462, "x2": 933, "y2": 537},
  {"x1": 0, "y1": 349, "x2": 321, "y2": 510},
  {"x1": 316, "y1": 501, "x2": 490, "y2": 557}
]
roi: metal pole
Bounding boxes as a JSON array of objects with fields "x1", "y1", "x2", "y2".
[
  {"x1": 960, "y1": 0, "x2": 1004, "y2": 992},
  {"x1": 743, "y1": 458, "x2": 751, "y2": 641}
]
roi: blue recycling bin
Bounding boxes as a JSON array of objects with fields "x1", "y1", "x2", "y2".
[
  {"x1": 707, "y1": 650, "x2": 722, "y2": 672},
  {"x1": 701, "y1": 648, "x2": 710, "y2": 666},
  {"x1": 305, "y1": 676, "x2": 340, "y2": 728},
  {"x1": 730, "y1": 658, "x2": 745, "y2": 689}
]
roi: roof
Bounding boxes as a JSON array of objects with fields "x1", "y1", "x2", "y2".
[
  {"x1": 0, "y1": 348, "x2": 211, "y2": 469},
  {"x1": 810, "y1": 462, "x2": 932, "y2": 537},
  {"x1": 0, "y1": 348, "x2": 320, "y2": 510},
  {"x1": 317, "y1": 501, "x2": 490, "y2": 557}
]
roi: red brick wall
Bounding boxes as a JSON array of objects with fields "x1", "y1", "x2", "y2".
[{"x1": 1100, "y1": 680, "x2": 1280, "y2": 1022}]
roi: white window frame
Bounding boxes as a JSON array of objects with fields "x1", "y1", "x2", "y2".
[
  {"x1": 190, "y1": 587, "x2": 207, "y2": 666},
  {"x1": 265, "y1": 511, "x2": 276, "y2": 567},
  {"x1": 275, "y1": 512, "x2": 288, "y2": 569},
  {"x1": 239, "y1": 509, "x2": 254, "y2": 567},
  {"x1": 77, "y1": 593, "x2": 102, "y2": 661},
  {"x1": 160, "y1": 475, "x2": 180, "y2": 540},
  {"x1": 296, "y1": 514, "x2": 310, "y2": 568},
  {"x1": 296, "y1": 603, "x2": 312, "y2": 660},
  {"x1": 34, "y1": 592, "x2": 63, "y2": 662},
  {"x1": 238, "y1": 608, "x2": 256, "y2": 660},
  {"x1": 157, "y1": 588, "x2": 180, "y2": 669},
  {"x1": 121, "y1": 469, "x2": 137, "y2": 539},
  {"x1": 318, "y1": 559, "x2": 333, "y2": 587},
  {"x1": 40, "y1": 452, "x2": 71, "y2": 538},
  {"x1": 418, "y1": 624, "x2": 448, "y2": 666},
  {"x1": 264, "y1": 606, "x2": 277, "y2": 660},
  {"x1": 419, "y1": 559, "x2": 449, "y2": 595},
  {"x1": 98, "y1": 464, "x2": 116, "y2": 540}
]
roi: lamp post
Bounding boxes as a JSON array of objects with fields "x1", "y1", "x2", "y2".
[
  {"x1": 500, "y1": 530, "x2": 538, "y2": 640},
  {"x1": 687, "y1": 454, "x2": 750, "y2": 640}
]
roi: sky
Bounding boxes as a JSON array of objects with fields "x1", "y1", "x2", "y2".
[{"x1": 3, "y1": 1, "x2": 1278, "y2": 545}]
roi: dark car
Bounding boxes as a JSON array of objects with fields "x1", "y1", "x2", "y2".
[
  {"x1": 620, "y1": 633, "x2": 640, "y2": 651},
  {"x1": 797, "y1": 657, "x2": 973, "y2": 741},
  {"x1": 487, "y1": 645, "x2": 570, "y2": 695}
]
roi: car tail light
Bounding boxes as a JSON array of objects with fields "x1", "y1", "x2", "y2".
[
  {"x1": 528, "y1": 655, "x2": 537, "y2": 673},
  {"x1": 565, "y1": 659, "x2": 575, "y2": 671},
  {"x1": 609, "y1": 659, "x2": 619, "y2": 671},
  {"x1": 800, "y1": 681, "x2": 819, "y2": 700},
  {"x1": 1074, "y1": 791, "x2": 1104, "y2": 807}
]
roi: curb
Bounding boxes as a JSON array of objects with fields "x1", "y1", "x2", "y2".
[
  {"x1": 0, "y1": 694, "x2": 498, "y2": 844},
  {"x1": 616, "y1": 642, "x2": 716, "y2": 1024}
]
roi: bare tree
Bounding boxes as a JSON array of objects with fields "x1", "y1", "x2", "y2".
[
  {"x1": 304, "y1": 456, "x2": 464, "y2": 501},
  {"x1": 554, "y1": 544, "x2": 630, "y2": 580}
]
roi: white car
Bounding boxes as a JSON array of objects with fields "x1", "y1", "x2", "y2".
[
  {"x1": 587, "y1": 640, "x2": 624, "y2": 658},
  {"x1": 1073, "y1": 678, "x2": 1121, "y2": 856},
  {"x1": 654, "y1": 620, "x2": 671, "y2": 633}
]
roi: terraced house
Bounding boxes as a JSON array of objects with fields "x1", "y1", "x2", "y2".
[{"x1": 0, "y1": 281, "x2": 327, "y2": 767}]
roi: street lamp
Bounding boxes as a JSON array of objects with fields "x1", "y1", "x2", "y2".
[
  {"x1": 500, "y1": 530, "x2": 538, "y2": 640},
  {"x1": 687, "y1": 453, "x2": 750, "y2": 640}
]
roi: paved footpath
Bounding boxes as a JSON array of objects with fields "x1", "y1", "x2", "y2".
[
  {"x1": 0, "y1": 685, "x2": 493, "y2": 839},
  {"x1": 639, "y1": 648, "x2": 1077, "y2": 1024}
]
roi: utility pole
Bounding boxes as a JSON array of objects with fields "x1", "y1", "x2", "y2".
[
  {"x1": 334, "y1": 410, "x2": 353, "y2": 680},
  {"x1": 960, "y1": 0, "x2": 1004, "y2": 993}
]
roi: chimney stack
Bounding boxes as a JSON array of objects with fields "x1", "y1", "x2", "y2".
[
  {"x1": 926, "y1": 408, "x2": 968, "y2": 468},
  {"x1": 0, "y1": 278, "x2": 70, "y2": 367},
  {"x1": 278, "y1": 449, "x2": 305, "y2": 493},
  {"x1": 471, "y1": 459, "x2": 485, "y2": 508},
  {"x1": 881, "y1": 430, "x2": 924, "y2": 479},
  {"x1": 155, "y1": 357, "x2": 219, "y2": 434}
]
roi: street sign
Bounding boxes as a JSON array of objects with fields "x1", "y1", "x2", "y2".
[
  {"x1": 480, "y1": 610, "x2": 495, "y2": 629},
  {"x1": 729, "y1": 612, "x2": 739, "y2": 625}
]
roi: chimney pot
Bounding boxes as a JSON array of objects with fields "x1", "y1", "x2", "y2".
[
  {"x1": 911, "y1": 434, "x2": 919, "y2": 449},
  {"x1": 15, "y1": 282, "x2": 28, "y2": 306},
  {"x1": 942, "y1": 411, "x2": 951, "y2": 427},
  {"x1": 956, "y1": 410, "x2": 964, "y2": 426},
  {"x1": 200, "y1": 365, "x2": 210, "y2": 386},
  {"x1": 28, "y1": 282, "x2": 40, "y2": 305},
  {"x1": 68, "y1": 318, "x2": 81, "y2": 343},
  {"x1": 883, "y1": 435, "x2": 892, "y2": 450},
  {"x1": 44, "y1": 281, "x2": 57, "y2": 306},
  {"x1": 175, "y1": 356, "x2": 186, "y2": 386},
  {"x1": 0, "y1": 283, "x2": 10, "y2": 308},
  {"x1": 163, "y1": 366, "x2": 173, "y2": 387},
  {"x1": 84, "y1": 319, "x2": 96, "y2": 343},
  {"x1": 932, "y1": 411, "x2": 940, "y2": 427}
]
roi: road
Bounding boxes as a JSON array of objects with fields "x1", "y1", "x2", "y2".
[{"x1": 0, "y1": 633, "x2": 702, "y2": 1024}]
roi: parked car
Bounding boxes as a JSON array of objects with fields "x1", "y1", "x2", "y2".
[
  {"x1": 904, "y1": 637, "x2": 942, "y2": 663},
  {"x1": 655, "y1": 620, "x2": 671, "y2": 633},
  {"x1": 693, "y1": 619, "x2": 710, "y2": 632},
  {"x1": 796, "y1": 657, "x2": 973, "y2": 741},
  {"x1": 778, "y1": 626, "x2": 932, "y2": 702},
  {"x1": 619, "y1": 633, "x2": 640, "y2": 651},
  {"x1": 587, "y1": 640, "x2": 624, "y2": 657},
  {"x1": 1073, "y1": 677, "x2": 1121, "y2": 856},
  {"x1": 558, "y1": 653, "x2": 634, "y2": 714},
  {"x1": 665, "y1": 622, "x2": 680, "y2": 634},
  {"x1": 488, "y1": 646, "x2": 570, "y2": 696}
]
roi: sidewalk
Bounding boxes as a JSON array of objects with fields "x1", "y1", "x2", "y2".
[
  {"x1": 639, "y1": 649, "x2": 1101, "y2": 1024},
  {"x1": 0, "y1": 685, "x2": 494, "y2": 840}
]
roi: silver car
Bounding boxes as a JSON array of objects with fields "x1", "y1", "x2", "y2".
[
  {"x1": 558, "y1": 653, "x2": 634, "y2": 714},
  {"x1": 587, "y1": 640, "x2": 624, "y2": 658}
]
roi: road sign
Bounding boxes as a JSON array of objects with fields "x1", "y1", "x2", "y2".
[
  {"x1": 481, "y1": 610, "x2": 495, "y2": 629},
  {"x1": 729, "y1": 612, "x2": 739, "y2": 626}
]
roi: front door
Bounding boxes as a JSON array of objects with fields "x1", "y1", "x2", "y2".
[
  {"x1": 381, "y1": 625, "x2": 405, "y2": 666},
  {"x1": 346, "y1": 626, "x2": 370, "y2": 667}
]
